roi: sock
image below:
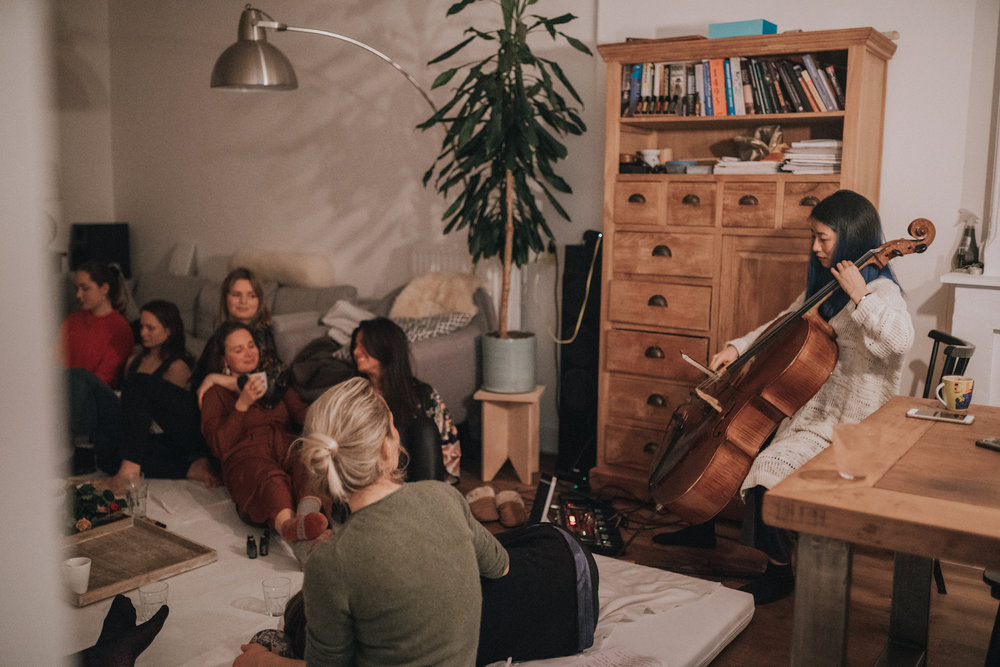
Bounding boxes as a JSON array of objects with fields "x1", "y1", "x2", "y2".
[
  {"x1": 652, "y1": 520, "x2": 717, "y2": 548},
  {"x1": 739, "y1": 562, "x2": 795, "y2": 605},
  {"x1": 281, "y1": 512, "x2": 328, "y2": 542}
]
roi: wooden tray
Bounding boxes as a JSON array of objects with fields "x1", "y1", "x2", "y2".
[{"x1": 64, "y1": 516, "x2": 217, "y2": 607}]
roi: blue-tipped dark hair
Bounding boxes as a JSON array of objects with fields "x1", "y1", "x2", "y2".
[{"x1": 806, "y1": 190, "x2": 899, "y2": 320}]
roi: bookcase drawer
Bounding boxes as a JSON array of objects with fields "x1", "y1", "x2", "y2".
[
  {"x1": 613, "y1": 232, "x2": 715, "y2": 278},
  {"x1": 665, "y1": 181, "x2": 716, "y2": 227},
  {"x1": 605, "y1": 329, "x2": 709, "y2": 380},
  {"x1": 609, "y1": 280, "x2": 711, "y2": 330},
  {"x1": 614, "y1": 181, "x2": 661, "y2": 226},
  {"x1": 721, "y1": 181, "x2": 777, "y2": 228},
  {"x1": 603, "y1": 422, "x2": 664, "y2": 472},
  {"x1": 606, "y1": 373, "x2": 693, "y2": 427},
  {"x1": 781, "y1": 181, "x2": 839, "y2": 229}
]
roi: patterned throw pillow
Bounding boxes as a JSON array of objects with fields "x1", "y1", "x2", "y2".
[{"x1": 330, "y1": 312, "x2": 474, "y2": 361}]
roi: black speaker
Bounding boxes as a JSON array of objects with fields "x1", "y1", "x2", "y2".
[
  {"x1": 557, "y1": 230, "x2": 602, "y2": 478},
  {"x1": 69, "y1": 223, "x2": 132, "y2": 278}
]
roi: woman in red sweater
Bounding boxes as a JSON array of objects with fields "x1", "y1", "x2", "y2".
[
  {"x1": 200, "y1": 322, "x2": 328, "y2": 545},
  {"x1": 62, "y1": 260, "x2": 134, "y2": 473}
]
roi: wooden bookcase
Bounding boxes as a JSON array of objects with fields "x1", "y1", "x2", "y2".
[{"x1": 592, "y1": 28, "x2": 896, "y2": 500}]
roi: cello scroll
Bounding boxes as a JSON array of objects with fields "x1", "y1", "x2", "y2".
[{"x1": 866, "y1": 218, "x2": 936, "y2": 269}]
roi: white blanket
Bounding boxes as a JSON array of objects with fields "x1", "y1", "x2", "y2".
[{"x1": 66, "y1": 480, "x2": 752, "y2": 666}]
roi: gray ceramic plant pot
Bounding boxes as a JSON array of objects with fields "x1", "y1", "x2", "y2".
[{"x1": 481, "y1": 331, "x2": 536, "y2": 393}]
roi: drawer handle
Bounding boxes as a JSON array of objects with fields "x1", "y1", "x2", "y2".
[
  {"x1": 738, "y1": 194, "x2": 759, "y2": 206},
  {"x1": 644, "y1": 345, "x2": 665, "y2": 359},
  {"x1": 799, "y1": 195, "x2": 820, "y2": 207},
  {"x1": 681, "y1": 194, "x2": 701, "y2": 206},
  {"x1": 643, "y1": 441, "x2": 658, "y2": 454},
  {"x1": 628, "y1": 193, "x2": 647, "y2": 204},
  {"x1": 651, "y1": 244, "x2": 672, "y2": 258},
  {"x1": 647, "y1": 393, "x2": 667, "y2": 407},
  {"x1": 647, "y1": 295, "x2": 668, "y2": 307}
]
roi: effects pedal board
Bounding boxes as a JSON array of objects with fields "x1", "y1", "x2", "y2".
[{"x1": 529, "y1": 475, "x2": 624, "y2": 556}]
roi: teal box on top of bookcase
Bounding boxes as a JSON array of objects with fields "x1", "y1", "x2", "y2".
[{"x1": 708, "y1": 20, "x2": 777, "y2": 39}]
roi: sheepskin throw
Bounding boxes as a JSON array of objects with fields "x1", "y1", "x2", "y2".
[
  {"x1": 389, "y1": 272, "x2": 480, "y2": 319},
  {"x1": 229, "y1": 249, "x2": 336, "y2": 287}
]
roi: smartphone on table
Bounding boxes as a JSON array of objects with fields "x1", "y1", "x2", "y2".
[{"x1": 905, "y1": 408, "x2": 975, "y2": 425}]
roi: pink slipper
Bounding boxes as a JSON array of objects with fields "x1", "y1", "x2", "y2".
[{"x1": 281, "y1": 512, "x2": 328, "y2": 542}]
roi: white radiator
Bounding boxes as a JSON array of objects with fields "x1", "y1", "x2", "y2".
[{"x1": 408, "y1": 243, "x2": 520, "y2": 331}]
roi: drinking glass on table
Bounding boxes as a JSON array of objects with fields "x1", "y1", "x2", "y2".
[{"x1": 831, "y1": 422, "x2": 882, "y2": 480}]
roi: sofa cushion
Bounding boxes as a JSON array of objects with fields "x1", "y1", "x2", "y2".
[
  {"x1": 132, "y1": 272, "x2": 210, "y2": 338},
  {"x1": 273, "y1": 285, "x2": 358, "y2": 316}
]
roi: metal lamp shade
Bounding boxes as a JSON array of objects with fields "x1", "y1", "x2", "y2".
[{"x1": 210, "y1": 7, "x2": 298, "y2": 90}]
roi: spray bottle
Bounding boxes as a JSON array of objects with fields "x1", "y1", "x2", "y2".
[{"x1": 953, "y1": 209, "x2": 980, "y2": 270}]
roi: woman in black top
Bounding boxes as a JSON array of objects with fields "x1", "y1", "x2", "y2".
[
  {"x1": 350, "y1": 317, "x2": 462, "y2": 482},
  {"x1": 99, "y1": 300, "x2": 219, "y2": 495}
]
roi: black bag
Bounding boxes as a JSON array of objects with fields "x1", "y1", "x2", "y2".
[{"x1": 477, "y1": 523, "x2": 600, "y2": 666}]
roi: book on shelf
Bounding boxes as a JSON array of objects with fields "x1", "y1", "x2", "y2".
[
  {"x1": 776, "y1": 60, "x2": 805, "y2": 112},
  {"x1": 801, "y1": 53, "x2": 838, "y2": 111},
  {"x1": 729, "y1": 57, "x2": 746, "y2": 115},
  {"x1": 795, "y1": 64, "x2": 823, "y2": 112},
  {"x1": 767, "y1": 61, "x2": 791, "y2": 113},
  {"x1": 668, "y1": 62, "x2": 687, "y2": 115},
  {"x1": 701, "y1": 60, "x2": 714, "y2": 116},
  {"x1": 626, "y1": 63, "x2": 642, "y2": 116},
  {"x1": 824, "y1": 64, "x2": 846, "y2": 108},
  {"x1": 708, "y1": 58, "x2": 728, "y2": 116},
  {"x1": 740, "y1": 57, "x2": 756, "y2": 114},
  {"x1": 694, "y1": 61, "x2": 706, "y2": 116},
  {"x1": 722, "y1": 59, "x2": 736, "y2": 115},
  {"x1": 685, "y1": 63, "x2": 698, "y2": 116},
  {"x1": 754, "y1": 59, "x2": 776, "y2": 113}
]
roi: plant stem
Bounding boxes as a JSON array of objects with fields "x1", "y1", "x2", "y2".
[{"x1": 500, "y1": 168, "x2": 514, "y2": 339}]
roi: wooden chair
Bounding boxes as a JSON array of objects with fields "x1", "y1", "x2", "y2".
[{"x1": 921, "y1": 329, "x2": 975, "y2": 595}]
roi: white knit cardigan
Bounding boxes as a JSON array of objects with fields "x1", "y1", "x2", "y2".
[{"x1": 726, "y1": 277, "x2": 914, "y2": 496}]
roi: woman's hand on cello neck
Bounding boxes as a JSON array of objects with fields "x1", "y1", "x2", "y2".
[
  {"x1": 829, "y1": 260, "x2": 870, "y2": 305},
  {"x1": 708, "y1": 345, "x2": 739, "y2": 372}
]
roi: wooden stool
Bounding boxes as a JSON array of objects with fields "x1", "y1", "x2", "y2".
[{"x1": 474, "y1": 385, "x2": 545, "y2": 484}]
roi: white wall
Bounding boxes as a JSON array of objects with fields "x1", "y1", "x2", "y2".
[
  {"x1": 1, "y1": 2, "x2": 70, "y2": 663},
  {"x1": 56, "y1": 1, "x2": 1000, "y2": 460}
]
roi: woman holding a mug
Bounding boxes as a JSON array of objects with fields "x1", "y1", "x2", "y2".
[{"x1": 655, "y1": 190, "x2": 914, "y2": 605}]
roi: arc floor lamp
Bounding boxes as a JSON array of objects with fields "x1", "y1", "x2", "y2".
[{"x1": 210, "y1": 4, "x2": 437, "y2": 113}]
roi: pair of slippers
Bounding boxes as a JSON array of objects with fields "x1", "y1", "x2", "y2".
[
  {"x1": 466, "y1": 486, "x2": 528, "y2": 528},
  {"x1": 280, "y1": 496, "x2": 329, "y2": 543}
]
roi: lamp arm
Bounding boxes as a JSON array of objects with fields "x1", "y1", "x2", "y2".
[{"x1": 257, "y1": 20, "x2": 437, "y2": 113}]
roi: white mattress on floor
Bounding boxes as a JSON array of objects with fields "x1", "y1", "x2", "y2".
[{"x1": 65, "y1": 479, "x2": 753, "y2": 666}]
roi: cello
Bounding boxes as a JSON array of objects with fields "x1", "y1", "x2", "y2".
[{"x1": 648, "y1": 218, "x2": 935, "y2": 525}]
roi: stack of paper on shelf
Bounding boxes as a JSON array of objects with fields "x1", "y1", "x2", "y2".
[
  {"x1": 714, "y1": 157, "x2": 782, "y2": 174},
  {"x1": 782, "y1": 139, "x2": 842, "y2": 174}
]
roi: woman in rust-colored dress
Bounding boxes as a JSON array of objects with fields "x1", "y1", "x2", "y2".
[{"x1": 200, "y1": 322, "x2": 328, "y2": 545}]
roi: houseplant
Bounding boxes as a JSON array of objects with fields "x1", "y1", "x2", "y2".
[{"x1": 420, "y1": 0, "x2": 589, "y2": 392}]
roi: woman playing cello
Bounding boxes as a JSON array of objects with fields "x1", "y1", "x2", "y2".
[{"x1": 655, "y1": 190, "x2": 914, "y2": 604}]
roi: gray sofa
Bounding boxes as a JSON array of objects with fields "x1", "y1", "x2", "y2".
[{"x1": 62, "y1": 272, "x2": 495, "y2": 423}]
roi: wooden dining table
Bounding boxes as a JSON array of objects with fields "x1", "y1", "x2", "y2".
[{"x1": 763, "y1": 396, "x2": 1000, "y2": 666}]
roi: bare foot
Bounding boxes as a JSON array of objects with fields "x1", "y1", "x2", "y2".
[{"x1": 186, "y1": 457, "x2": 221, "y2": 489}]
